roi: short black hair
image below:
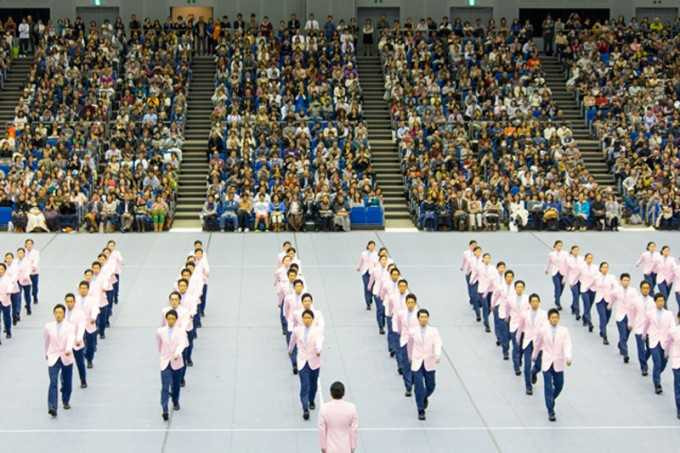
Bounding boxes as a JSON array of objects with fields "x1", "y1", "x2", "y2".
[
  {"x1": 169, "y1": 291, "x2": 181, "y2": 299},
  {"x1": 554, "y1": 240, "x2": 562, "y2": 247},
  {"x1": 620, "y1": 273, "x2": 630, "y2": 280},
  {"x1": 301, "y1": 292, "x2": 313, "y2": 301},
  {"x1": 302, "y1": 309, "x2": 315, "y2": 319},
  {"x1": 514, "y1": 280, "x2": 525, "y2": 287},
  {"x1": 469, "y1": 240, "x2": 477, "y2": 246},
  {"x1": 366, "y1": 240, "x2": 375, "y2": 248},
  {"x1": 529, "y1": 293, "x2": 540, "y2": 302},
  {"x1": 406, "y1": 293, "x2": 417, "y2": 303},
  {"x1": 547, "y1": 308, "x2": 560, "y2": 318},
  {"x1": 496, "y1": 261, "x2": 506, "y2": 268},
  {"x1": 293, "y1": 279, "x2": 304, "y2": 286},
  {"x1": 79, "y1": 280, "x2": 90, "y2": 288},
  {"x1": 654, "y1": 293, "x2": 666, "y2": 302},
  {"x1": 398, "y1": 279, "x2": 408, "y2": 286},
  {"x1": 165, "y1": 309, "x2": 178, "y2": 319},
  {"x1": 64, "y1": 292, "x2": 75, "y2": 301},
  {"x1": 504, "y1": 270, "x2": 514, "y2": 278},
  {"x1": 417, "y1": 308, "x2": 429, "y2": 318},
  {"x1": 0, "y1": 263, "x2": 6, "y2": 270},
  {"x1": 640, "y1": 280, "x2": 651, "y2": 289},
  {"x1": 53, "y1": 304, "x2": 66, "y2": 313},
  {"x1": 330, "y1": 381, "x2": 345, "y2": 399},
  {"x1": 177, "y1": 278, "x2": 188, "y2": 286}
]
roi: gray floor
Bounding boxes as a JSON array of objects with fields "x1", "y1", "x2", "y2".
[{"x1": 0, "y1": 231, "x2": 679, "y2": 453}]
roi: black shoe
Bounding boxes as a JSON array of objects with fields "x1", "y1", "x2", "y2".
[
  {"x1": 496, "y1": 340, "x2": 500, "y2": 346},
  {"x1": 87, "y1": 360, "x2": 93, "y2": 369},
  {"x1": 405, "y1": 390, "x2": 412, "y2": 397},
  {"x1": 424, "y1": 397, "x2": 429, "y2": 409},
  {"x1": 379, "y1": 328, "x2": 385, "y2": 335},
  {"x1": 162, "y1": 413, "x2": 169, "y2": 421},
  {"x1": 582, "y1": 320, "x2": 587, "y2": 327},
  {"x1": 99, "y1": 333, "x2": 105, "y2": 339},
  {"x1": 303, "y1": 410, "x2": 310, "y2": 420},
  {"x1": 390, "y1": 351, "x2": 395, "y2": 358},
  {"x1": 570, "y1": 307, "x2": 575, "y2": 315},
  {"x1": 642, "y1": 370, "x2": 649, "y2": 377},
  {"x1": 418, "y1": 411, "x2": 426, "y2": 421},
  {"x1": 677, "y1": 412, "x2": 680, "y2": 420},
  {"x1": 476, "y1": 316, "x2": 481, "y2": 322},
  {"x1": 623, "y1": 356, "x2": 629, "y2": 364},
  {"x1": 173, "y1": 402, "x2": 180, "y2": 411},
  {"x1": 549, "y1": 414, "x2": 556, "y2": 422},
  {"x1": 576, "y1": 315, "x2": 581, "y2": 321},
  {"x1": 485, "y1": 326, "x2": 491, "y2": 333},
  {"x1": 515, "y1": 369, "x2": 521, "y2": 376},
  {"x1": 503, "y1": 354, "x2": 509, "y2": 361},
  {"x1": 366, "y1": 304, "x2": 371, "y2": 311},
  {"x1": 556, "y1": 305, "x2": 562, "y2": 311},
  {"x1": 187, "y1": 359, "x2": 194, "y2": 367},
  {"x1": 48, "y1": 409, "x2": 57, "y2": 417},
  {"x1": 398, "y1": 368, "x2": 403, "y2": 375},
  {"x1": 526, "y1": 388, "x2": 533, "y2": 395},
  {"x1": 5, "y1": 333, "x2": 10, "y2": 339},
  {"x1": 106, "y1": 321, "x2": 110, "y2": 328},
  {"x1": 282, "y1": 330, "x2": 287, "y2": 336},
  {"x1": 63, "y1": 403, "x2": 71, "y2": 410},
  {"x1": 603, "y1": 338, "x2": 609, "y2": 345},
  {"x1": 293, "y1": 366, "x2": 298, "y2": 375},
  {"x1": 34, "y1": 299, "x2": 38, "y2": 305},
  {"x1": 309, "y1": 401, "x2": 316, "y2": 410},
  {"x1": 27, "y1": 310, "x2": 32, "y2": 316},
  {"x1": 180, "y1": 379, "x2": 186, "y2": 388},
  {"x1": 655, "y1": 386, "x2": 663, "y2": 395},
  {"x1": 12, "y1": 318, "x2": 17, "y2": 326},
  {"x1": 532, "y1": 373, "x2": 538, "y2": 385},
  {"x1": 81, "y1": 383, "x2": 87, "y2": 389}
]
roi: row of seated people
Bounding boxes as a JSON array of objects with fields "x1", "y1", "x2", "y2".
[
  {"x1": 560, "y1": 14, "x2": 680, "y2": 230},
  {"x1": 378, "y1": 16, "x2": 614, "y2": 230},
  {"x1": 0, "y1": 16, "x2": 190, "y2": 230}
]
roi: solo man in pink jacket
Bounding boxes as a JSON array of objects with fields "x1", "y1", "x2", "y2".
[
  {"x1": 288, "y1": 309, "x2": 324, "y2": 420},
  {"x1": 519, "y1": 294, "x2": 548, "y2": 395},
  {"x1": 356, "y1": 240, "x2": 377, "y2": 310},
  {"x1": 394, "y1": 293, "x2": 419, "y2": 396},
  {"x1": 64, "y1": 293, "x2": 88, "y2": 389},
  {"x1": 408, "y1": 308, "x2": 443, "y2": 420},
  {"x1": 635, "y1": 241, "x2": 661, "y2": 292},
  {"x1": 545, "y1": 240, "x2": 568, "y2": 310},
  {"x1": 460, "y1": 240, "x2": 478, "y2": 308},
  {"x1": 157, "y1": 309, "x2": 189, "y2": 421},
  {"x1": 44, "y1": 304, "x2": 76, "y2": 417},
  {"x1": 532, "y1": 308, "x2": 573, "y2": 422},
  {"x1": 76, "y1": 280, "x2": 100, "y2": 369},
  {"x1": 16, "y1": 248, "x2": 32, "y2": 315},
  {"x1": 318, "y1": 381, "x2": 359, "y2": 453}
]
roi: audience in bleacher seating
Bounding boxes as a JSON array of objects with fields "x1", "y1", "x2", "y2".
[
  {"x1": 200, "y1": 14, "x2": 382, "y2": 232},
  {"x1": 378, "y1": 14, "x2": 619, "y2": 231},
  {"x1": 557, "y1": 14, "x2": 680, "y2": 230}
]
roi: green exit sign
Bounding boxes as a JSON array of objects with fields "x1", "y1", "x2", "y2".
[
  {"x1": 91, "y1": 0, "x2": 102, "y2": 5},
  {"x1": 468, "y1": 0, "x2": 476, "y2": 5}
]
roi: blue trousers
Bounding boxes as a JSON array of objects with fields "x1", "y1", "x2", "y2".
[
  {"x1": 386, "y1": 316, "x2": 398, "y2": 353},
  {"x1": 644, "y1": 272, "x2": 657, "y2": 292},
  {"x1": 361, "y1": 272, "x2": 372, "y2": 307},
  {"x1": 543, "y1": 366, "x2": 564, "y2": 416},
  {"x1": 470, "y1": 281, "x2": 480, "y2": 319},
  {"x1": 279, "y1": 303, "x2": 287, "y2": 333},
  {"x1": 97, "y1": 307, "x2": 109, "y2": 336},
  {"x1": 10, "y1": 292, "x2": 21, "y2": 319},
  {"x1": 510, "y1": 330, "x2": 522, "y2": 373},
  {"x1": 673, "y1": 368, "x2": 680, "y2": 415},
  {"x1": 290, "y1": 345, "x2": 298, "y2": 369},
  {"x1": 84, "y1": 331, "x2": 97, "y2": 362},
  {"x1": 20, "y1": 284, "x2": 31, "y2": 311},
  {"x1": 1, "y1": 304, "x2": 11, "y2": 336},
  {"x1": 595, "y1": 300, "x2": 612, "y2": 338},
  {"x1": 650, "y1": 344, "x2": 668, "y2": 387},
  {"x1": 48, "y1": 359, "x2": 73, "y2": 411},
  {"x1": 30, "y1": 274, "x2": 39, "y2": 302},
  {"x1": 199, "y1": 284, "x2": 207, "y2": 316},
  {"x1": 186, "y1": 328, "x2": 195, "y2": 362},
  {"x1": 465, "y1": 274, "x2": 472, "y2": 306},
  {"x1": 113, "y1": 274, "x2": 120, "y2": 303},
  {"x1": 581, "y1": 290, "x2": 594, "y2": 326},
  {"x1": 73, "y1": 348, "x2": 87, "y2": 385},
  {"x1": 552, "y1": 273, "x2": 564, "y2": 307},
  {"x1": 523, "y1": 343, "x2": 542, "y2": 391},
  {"x1": 413, "y1": 364, "x2": 436, "y2": 413},
  {"x1": 635, "y1": 334, "x2": 649, "y2": 373},
  {"x1": 480, "y1": 292, "x2": 491, "y2": 328},
  {"x1": 492, "y1": 306, "x2": 501, "y2": 343},
  {"x1": 105, "y1": 291, "x2": 114, "y2": 317},
  {"x1": 616, "y1": 317, "x2": 630, "y2": 358},
  {"x1": 658, "y1": 282, "x2": 672, "y2": 301},
  {"x1": 570, "y1": 282, "x2": 581, "y2": 316},
  {"x1": 374, "y1": 296, "x2": 385, "y2": 330},
  {"x1": 160, "y1": 365, "x2": 183, "y2": 413},
  {"x1": 676, "y1": 293, "x2": 680, "y2": 313},
  {"x1": 497, "y1": 318, "x2": 510, "y2": 356},
  {"x1": 396, "y1": 345, "x2": 413, "y2": 391},
  {"x1": 298, "y1": 364, "x2": 319, "y2": 411}
]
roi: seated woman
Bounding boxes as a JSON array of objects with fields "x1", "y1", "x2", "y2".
[
  {"x1": 542, "y1": 195, "x2": 561, "y2": 231},
  {"x1": 269, "y1": 194, "x2": 286, "y2": 232},
  {"x1": 483, "y1": 195, "x2": 502, "y2": 231},
  {"x1": 134, "y1": 195, "x2": 152, "y2": 232},
  {"x1": 287, "y1": 194, "x2": 304, "y2": 232},
  {"x1": 26, "y1": 201, "x2": 48, "y2": 233},
  {"x1": 237, "y1": 192, "x2": 254, "y2": 232},
  {"x1": 605, "y1": 194, "x2": 621, "y2": 231},
  {"x1": 43, "y1": 196, "x2": 60, "y2": 232},
  {"x1": 332, "y1": 193, "x2": 351, "y2": 232},
  {"x1": 150, "y1": 195, "x2": 168, "y2": 232},
  {"x1": 590, "y1": 193, "x2": 606, "y2": 231},
  {"x1": 253, "y1": 193, "x2": 271, "y2": 231},
  {"x1": 10, "y1": 194, "x2": 29, "y2": 232}
]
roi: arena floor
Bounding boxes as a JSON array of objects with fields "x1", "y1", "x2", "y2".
[{"x1": 0, "y1": 231, "x2": 679, "y2": 453}]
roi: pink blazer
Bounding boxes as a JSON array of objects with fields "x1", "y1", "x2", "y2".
[
  {"x1": 111, "y1": 250, "x2": 123, "y2": 274},
  {"x1": 195, "y1": 257, "x2": 210, "y2": 284},
  {"x1": 16, "y1": 258, "x2": 31, "y2": 286},
  {"x1": 356, "y1": 250, "x2": 377, "y2": 275},
  {"x1": 564, "y1": 255, "x2": 582, "y2": 286},
  {"x1": 507, "y1": 293, "x2": 529, "y2": 333},
  {"x1": 578, "y1": 262, "x2": 598, "y2": 293},
  {"x1": 76, "y1": 294, "x2": 100, "y2": 334},
  {"x1": 657, "y1": 256, "x2": 675, "y2": 285},
  {"x1": 610, "y1": 285, "x2": 636, "y2": 323},
  {"x1": 477, "y1": 263, "x2": 496, "y2": 295},
  {"x1": 382, "y1": 281, "x2": 401, "y2": 317},
  {"x1": 408, "y1": 325, "x2": 442, "y2": 372},
  {"x1": 0, "y1": 275, "x2": 10, "y2": 307},
  {"x1": 519, "y1": 308, "x2": 548, "y2": 349},
  {"x1": 161, "y1": 305, "x2": 192, "y2": 332},
  {"x1": 180, "y1": 290, "x2": 200, "y2": 317},
  {"x1": 5, "y1": 261, "x2": 19, "y2": 293},
  {"x1": 288, "y1": 326, "x2": 323, "y2": 370},
  {"x1": 664, "y1": 325, "x2": 680, "y2": 370},
  {"x1": 469, "y1": 256, "x2": 482, "y2": 284},
  {"x1": 533, "y1": 325, "x2": 573, "y2": 372},
  {"x1": 636, "y1": 251, "x2": 656, "y2": 274},
  {"x1": 395, "y1": 306, "x2": 420, "y2": 347},
  {"x1": 594, "y1": 273, "x2": 617, "y2": 304},
  {"x1": 284, "y1": 292, "x2": 304, "y2": 330},
  {"x1": 292, "y1": 307, "x2": 325, "y2": 331},
  {"x1": 65, "y1": 307, "x2": 87, "y2": 350},
  {"x1": 44, "y1": 321, "x2": 76, "y2": 366},
  {"x1": 460, "y1": 249, "x2": 474, "y2": 275},
  {"x1": 88, "y1": 277, "x2": 108, "y2": 308},
  {"x1": 156, "y1": 326, "x2": 188, "y2": 370},
  {"x1": 26, "y1": 249, "x2": 40, "y2": 275},
  {"x1": 495, "y1": 283, "x2": 514, "y2": 319},
  {"x1": 643, "y1": 309, "x2": 675, "y2": 349},
  {"x1": 632, "y1": 294, "x2": 655, "y2": 334},
  {"x1": 318, "y1": 399, "x2": 359, "y2": 453},
  {"x1": 673, "y1": 260, "x2": 680, "y2": 290},
  {"x1": 369, "y1": 266, "x2": 387, "y2": 297},
  {"x1": 490, "y1": 273, "x2": 505, "y2": 309},
  {"x1": 545, "y1": 250, "x2": 561, "y2": 276}
]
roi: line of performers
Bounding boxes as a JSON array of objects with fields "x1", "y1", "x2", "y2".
[
  {"x1": 546, "y1": 240, "x2": 680, "y2": 419},
  {"x1": 357, "y1": 241, "x2": 443, "y2": 421},
  {"x1": 0, "y1": 238, "x2": 40, "y2": 342},
  {"x1": 43, "y1": 240, "x2": 123, "y2": 416}
]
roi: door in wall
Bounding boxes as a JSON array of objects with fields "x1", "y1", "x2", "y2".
[
  {"x1": 75, "y1": 7, "x2": 120, "y2": 27},
  {"x1": 449, "y1": 7, "x2": 493, "y2": 27},
  {"x1": 357, "y1": 7, "x2": 400, "y2": 50},
  {"x1": 635, "y1": 7, "x2": 678, "y2": 25},
  {"x1": 170, "y1": 6, "x2": 214, "y2": 22}
]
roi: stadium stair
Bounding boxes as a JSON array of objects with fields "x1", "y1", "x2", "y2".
[
  {"x1": 0, "y1": 58, "x2": 32, "y2": 136},
  {"x1": 356, "y1": 55, "x2": 413, "y2": 227},
  {"x1": 540, "y1": 55, "x2": 615, "y2": 189},
  {"x1": 174, "y1": 55, "x2": 214, "y2": 228}
]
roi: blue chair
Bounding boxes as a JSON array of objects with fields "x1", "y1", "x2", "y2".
[
  {"x1": 366, "y1": 206, "x2": 384, "y2": 226},
  {"x1": 0, "y1": 207, "x2": 12, "y2": 230},
  {"x1": 350, "y1": 207, "x2": 366, "y2": 225}
]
